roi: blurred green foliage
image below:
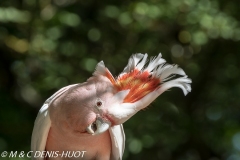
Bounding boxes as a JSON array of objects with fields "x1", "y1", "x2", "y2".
[{"x1": 0, "y1": 0, "x2": 240, "y2": 160}]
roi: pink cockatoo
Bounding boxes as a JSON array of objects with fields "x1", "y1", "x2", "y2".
[{"x1": 31, "y1": 53, "x2": 191, "y2": 160}]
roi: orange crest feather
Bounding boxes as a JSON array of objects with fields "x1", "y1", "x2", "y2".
[{"x1": 113, "y1": 69, "x2": 160, "y2": 103}]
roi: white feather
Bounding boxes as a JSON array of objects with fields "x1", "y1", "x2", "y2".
[
  {"x1": 122, "y1": 53, "x2": 145, "y2": 74},
  {"x1": 93, "y1": 61, "x2": 106, "y2": 77},
  {"x1": 144, "y1": 53, "x2": 166, "y2": 72},
  {"x1": 120, "y1": 53, "x2": 191, "y2": 95},
  {"x1": 158, "y1": 65, "x2": 185, "y2": 80},
  {"x1": 109, "y1": 125, "x2": 125, "y2": 160},
  {"x1": 162, "y1": 77, "x2": 192, "y2": 95},
  {"x1": 136, "y1": 53, "x2": 148, "y2": 70},
  {"x1": 31, "y1": 104, "x2": 51, "y2": 160}
]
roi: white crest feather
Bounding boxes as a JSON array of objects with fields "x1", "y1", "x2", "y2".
[
  {"x1": 93, "y1": 61, "x2": 107, "y2": 76},
  {"x1": 135, "y1": 53, "x2": 148, "y2": 70},
  {"x1": 122, "y1": 53, "x2": 145, "y2": 73},
  {"x1": 120, "y1": 53, "x2": 192, "y2": 95},
  {"x1": 144, "y1": 53, "x2": 166, "y2": 72}
]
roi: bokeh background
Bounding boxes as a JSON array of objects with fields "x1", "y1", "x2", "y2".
[{"x1": 0, "y1": 0, "x2": 240, "y2": 160}]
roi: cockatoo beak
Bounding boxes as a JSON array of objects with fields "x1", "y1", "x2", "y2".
[{"x1": 86, "y1": 116, "x2": 111, "y2": 135}]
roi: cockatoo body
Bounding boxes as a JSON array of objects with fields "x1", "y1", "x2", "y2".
[{"x1": 31, "y1": 53, "x2": 191, "y2": 160}]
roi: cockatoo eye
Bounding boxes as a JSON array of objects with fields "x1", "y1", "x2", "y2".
[
  {"x1": 96, "y1": 99, "x2": 103, "y2": 107},
  {"x1": 96, "y1": 101, "x2": 102, "y2": 107}
]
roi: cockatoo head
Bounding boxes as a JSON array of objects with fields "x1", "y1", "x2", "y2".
[{"x1": 50, "y1": 53, "x2": 191, "y2": 136}]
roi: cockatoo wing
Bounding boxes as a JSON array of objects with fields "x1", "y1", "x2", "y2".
[
  {"x1": 31, "y1": 84, "x2": 78, "y2": 160},
  {"x1": 109, "y1": 124, "x2": 125, "y2": 160}
]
